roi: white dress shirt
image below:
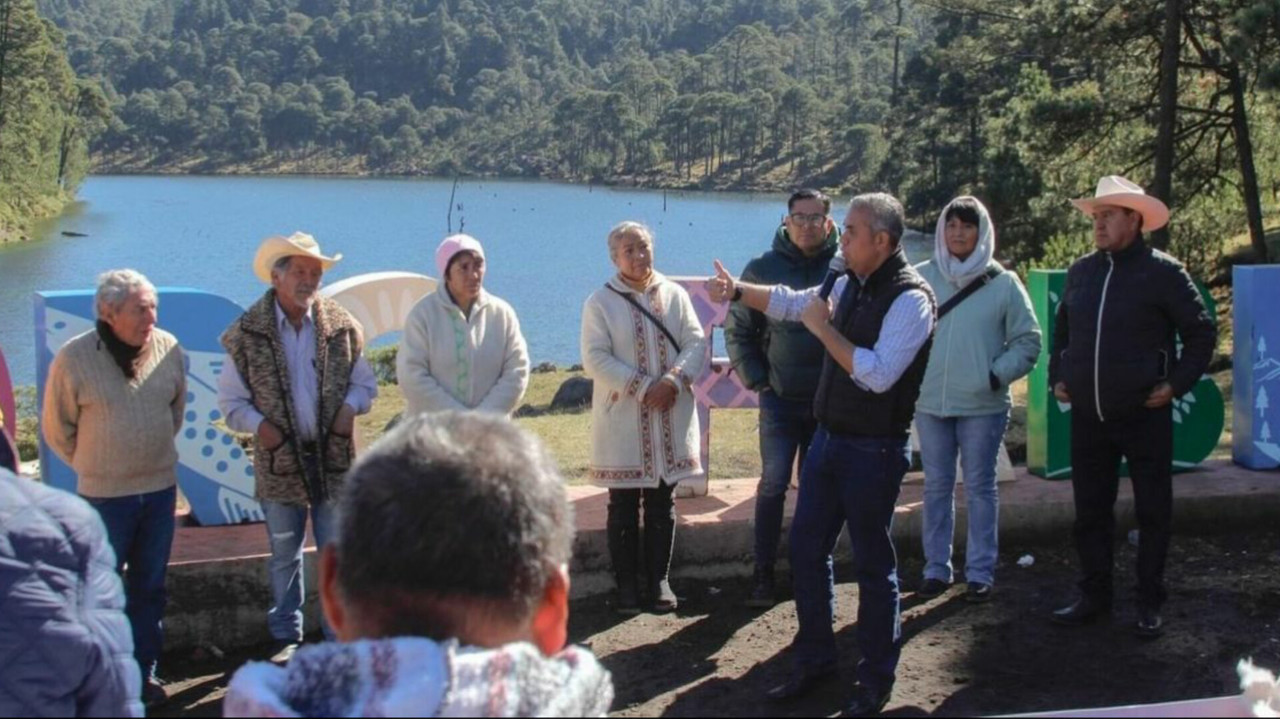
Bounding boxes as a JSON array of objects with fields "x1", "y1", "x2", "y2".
[
  {"x1": 765, "y1": 274, "x2": 934, "y2": 393},
  {"x1": 217, "y1": 302, "x2": 378, "y2": 441}
]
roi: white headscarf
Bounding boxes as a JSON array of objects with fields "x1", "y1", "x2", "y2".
[{"x1": 933, "y1": 196, "x2": 996, "y2": 288}]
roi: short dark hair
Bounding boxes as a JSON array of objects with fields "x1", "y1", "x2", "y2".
[
  {"x1": 788, "y1": 188, "x2": 831, "y2": 214},
  {"x1": 944, "y1": 198, "x2": 982, "y2": 227},
  {"x1": 334, "y1": 412, "x2": 573, "y2": 639}
]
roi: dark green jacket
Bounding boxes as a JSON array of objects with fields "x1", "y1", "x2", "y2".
[{"x1": 724, "y1": 225, "x2": 839, "y2": 401}]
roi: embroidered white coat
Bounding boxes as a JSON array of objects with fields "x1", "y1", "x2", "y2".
[{"x1": 581, "y1": 273, "x2": 708, "y2": 489}]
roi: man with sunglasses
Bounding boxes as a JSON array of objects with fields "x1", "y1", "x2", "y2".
[{"x1": 724, "y1": 188, "x2": 839, "y2": 608}]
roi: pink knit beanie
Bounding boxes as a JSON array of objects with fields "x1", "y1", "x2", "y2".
[{"x1": 434, "y1": 234, "x2": 485, "y2": 279}]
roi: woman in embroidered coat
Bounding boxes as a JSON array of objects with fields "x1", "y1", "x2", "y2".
[
  {"x1": 398, "y1": 234, "x2": 530, "y2": 418},
  {"x1": 581, "y1": 221, "x2": 708, "y2": 614}
]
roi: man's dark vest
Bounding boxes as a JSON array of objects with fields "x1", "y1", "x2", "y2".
[{"x1": 813, "y1": 248, "x2": 936, "y2": 437}]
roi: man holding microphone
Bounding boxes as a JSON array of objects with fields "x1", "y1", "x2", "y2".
[{"x1": 707, "y1": 192, "x2": 936, "y2": 717}]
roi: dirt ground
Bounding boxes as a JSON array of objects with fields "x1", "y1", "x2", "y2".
[{"x1": 154, "y1": 528, "x2": 1280, "y2": 717}]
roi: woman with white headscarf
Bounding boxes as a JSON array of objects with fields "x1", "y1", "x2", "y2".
[{"x1": 913, "y1": 197, "x2": 1041, "y2": 604}]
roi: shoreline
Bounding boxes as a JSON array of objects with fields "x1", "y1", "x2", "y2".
[
  {"x1": 0, "y1": 191, "x2": 78, "y2": 245},
  {"x1": 89, "y1": 153, "x2": 811, "y2": 196}
]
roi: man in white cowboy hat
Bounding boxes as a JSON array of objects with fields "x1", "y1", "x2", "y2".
[
  {"x1": 1047, "y1": 176, "x2": 1216, "y2": 637},
  {"x1": 217, "y1": 231, "x2": 378, "y2": 664}
]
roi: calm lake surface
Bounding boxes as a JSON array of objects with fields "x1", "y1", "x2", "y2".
[{"x1": 0, "y1": 175, "x2": 929, "y2": 386}]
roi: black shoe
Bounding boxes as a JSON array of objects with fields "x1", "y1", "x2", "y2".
[
  {"x1": 916, "y1": 578, "x2": 950, "y2": 599},
  {"x1": 615, "y1": 580, "x2": 641, "y2": 616},
  {"x1": 142, "y1": 677, "x2": 169, "y2": 708},
  {"x1": 745, "y1": 566, "x2": 776, "y2": 609},
  {"x1": 1051, "y1": 596, "x2": 1111, "y2": 626},
  {"x1": 608, "y1": 521, "x2": 642, "y2": 616},
  {"x1": 966, "y1": 582, "x2": 992, "y2": 604},
  {"x1": 764, "y1": 667, "x2": 837, "y2": 701},
  {"x1": 1135, "y1": 607, "x2": 1163, "y2": 638},
  {"x1": 841, "y1": 684, "x2": 891, "y2": 717}
]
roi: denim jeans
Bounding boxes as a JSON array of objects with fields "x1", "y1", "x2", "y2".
[
  {"x1": 261, "y1": 498, "x2": 337, "y2": 642},
  {"x1": 789, "y1": 427, "x2": 910, "y2": 694},
  {"x1": 85, "y1": 485, "x2": 177, "y2": 680},
  {"x1": 754, "y1": 391, "x2": 817, "y2": 570},
  {"x1": 916, "y1": 411, "x2": 1009, "y2": 587}
]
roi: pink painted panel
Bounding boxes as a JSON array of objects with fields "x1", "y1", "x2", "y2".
[
  {"x1": 672, "y1": 277, "x2": 760, "y2": 492},
  {"x1": 0, "y1": 345, "x2": 15, "y2": 443}
]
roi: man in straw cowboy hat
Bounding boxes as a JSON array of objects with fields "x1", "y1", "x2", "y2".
[
  {"x1": 217, "y1": 232, "x2": 378, "y2": 664},
  {"x1": 1048, "y1": 176, "x2": 1216, "y2": 637}
]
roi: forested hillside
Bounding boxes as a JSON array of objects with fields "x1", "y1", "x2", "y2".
[
  {"x1": 0, "y1": 0, "x2": 106, "y2": 240},
  {"x1": 35, "y1": 0, "x2": 1280, "y2": 269}
]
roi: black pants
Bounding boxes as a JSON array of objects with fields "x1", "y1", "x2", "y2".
[
  {"x1": 1070, "y1": 406, "x2": 1173, "y2": 609},
  {"x1": 607, "y1": 482, "x2": 676, "y2": 533}
]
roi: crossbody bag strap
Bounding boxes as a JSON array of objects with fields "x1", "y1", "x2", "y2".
[
  {"x1": 937, "y1": 265, "x2": 1003, "y2": 320},
  {"x1": 606, "y1": 284, "x2": 682, "y2": 354}
]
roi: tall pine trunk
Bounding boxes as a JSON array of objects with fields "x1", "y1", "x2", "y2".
[
  {"x1": 1227, "y1": 62, "x2": 1268, "y2": 261},
  {"x1": 1151, "y1": 0, "x2": 1180, "y2": 249}
]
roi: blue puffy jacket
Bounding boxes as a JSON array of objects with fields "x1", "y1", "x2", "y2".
[{"x1": 0, "y1": 469, "x2": 143, "y2": 717}]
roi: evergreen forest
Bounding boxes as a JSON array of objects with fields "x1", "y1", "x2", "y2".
[{"x1": 14, "y1": 0, "x2": 1280, "y2": 269}]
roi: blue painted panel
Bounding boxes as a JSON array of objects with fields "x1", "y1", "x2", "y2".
[
  {"x1": 35, "y1": 289, "x2": 263, "y2": 524},
  {"x1": 1233, "y1": 266, "x2": 1280, "y2": 470}
]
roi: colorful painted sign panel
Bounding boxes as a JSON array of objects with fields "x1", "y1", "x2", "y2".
[
  {"x1": 34, "y1": 273, "x2": 437, "y2": 525},
  {"x1": 1232, "y1": 265, "x2": 1280, "y2": 470},
  {"x1": 0, "y1": 344, "x2": 14, "y2": 443},
  {"x1": 36, "y1": 289, "x2": 263, "y2": 524},
  {"x1": 673, "y1": 276, "x2": 760, "y2": 497}
]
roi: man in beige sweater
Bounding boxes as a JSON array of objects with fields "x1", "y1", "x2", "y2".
[{"x1": 42, "y1": 269, "x2": 187, "y2": 709}]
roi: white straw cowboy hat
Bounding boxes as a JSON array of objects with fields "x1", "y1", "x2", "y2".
[
  {"x1": 253, "y1": 232, "x2": 343, "y2": 283},
  {"x1": 1070, "y1": 175, "x2": 1170, "y2": 232}
]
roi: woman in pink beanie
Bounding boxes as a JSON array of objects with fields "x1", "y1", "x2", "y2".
[{"x1": 397, "y1": 234, "x2": 530, "y2": 416}]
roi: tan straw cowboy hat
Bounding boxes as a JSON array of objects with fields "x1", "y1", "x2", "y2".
[
  {"x1": 252, "y1": 232, "x2": 343, "y2": 283},
  {"x1": 1070, "y1": 175, "x2": 1170, "y2": 232}
]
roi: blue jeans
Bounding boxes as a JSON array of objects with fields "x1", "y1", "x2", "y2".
[
  {"x1": 754, "y1": 391, "x2": 817, "y2": 570},
  {"x1": 790, "y1": 427, "x2": 910, "y2": 694},
  {"x1": 85, "y1": 485, "x2": 177, "y2": 680},
  {"x1": 261, "y1": 499, "x2": 337, "y2": 642},
  {"x1": 917, "y1": 411, "x2": 1009, "y2": 587}
]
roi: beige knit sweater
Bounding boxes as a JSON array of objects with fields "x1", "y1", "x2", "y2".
[{"x1": 42, "y1": 328, "x2": 187, "y2": 498}]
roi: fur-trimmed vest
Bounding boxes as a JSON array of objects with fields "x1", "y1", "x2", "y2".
[{"x1": 221, "y1": 290, "x2": 363, "y2": 506}]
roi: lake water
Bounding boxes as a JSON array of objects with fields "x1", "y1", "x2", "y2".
[{"x1": 0, "y1": 175, "x2": 929, "y2": 386}]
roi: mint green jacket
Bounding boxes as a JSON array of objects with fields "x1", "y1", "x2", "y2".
[{"x1": 914, "y1": 260, "x2": 1042, "y2": 417}]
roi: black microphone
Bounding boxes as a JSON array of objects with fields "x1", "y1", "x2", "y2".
[{"x1": 817, "y1": 252, "x2": 847, "y2": 300}]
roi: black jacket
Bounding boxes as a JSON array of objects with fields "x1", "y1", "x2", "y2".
[
  {"x1": 814, "y1": 247, "x2": 936, "y2": 437},
  {"x1": 724, "y1": 225, "x2": 838, "y2": 401},
  {"x1": 1049, "y1": 238, "x2": 1216, "y2": 422}
]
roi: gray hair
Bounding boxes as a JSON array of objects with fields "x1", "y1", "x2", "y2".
[
  {"x1": 847, "y1": 192, "x2": 906, "y2": 246},
  {"x1": 607, "y1": 221, "x2": 654, "y2": 255},
  {"x1": 271, "y1": 255, "x2": 294, "y2": 277},
  {"x1": 334, "y1": 411, "x2": 573, "y2": 638},
  {"x1": 94, "y1": 269, "x2": 156, "y2": 319}
]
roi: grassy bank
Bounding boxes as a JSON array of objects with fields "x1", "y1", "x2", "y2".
[
  {"x1": 358, "y1": 369, "x2": 764, "y2": 484},
  {"x1": 0, "y1": 191, "x2": 78, "y2": 244}
]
